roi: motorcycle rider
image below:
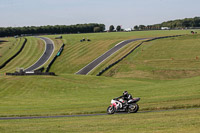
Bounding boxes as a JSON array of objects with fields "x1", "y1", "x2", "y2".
[{"x1": 114, "y1": 91, "x2": 133, "y2": 109}]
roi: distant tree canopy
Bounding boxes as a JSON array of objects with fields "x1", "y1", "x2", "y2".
[
  {"x1": 116, "y1": 25, "x2": 121, "y2": 31},
  {"x1": 160, "y1": 17, "x2": 200, "y2": 28},
  {"x1": 109, "y1": 25, "x2": 115, "y2": 32},
  {"x1": 0, "y1": 23, "x2": 105, "y2": 37},
  {"x1": 134, "y1": 17, "x2": 200, "y2": 30},
  {"x1": 134, "y1": 25, "x2": 139, "y2": 30}
]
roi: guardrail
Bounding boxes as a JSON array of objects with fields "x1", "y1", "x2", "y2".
[
  {"x1": 46, "y1": 44, "x2": 65, "y2": 72},
  {"x1": 96, "y1": 35, "x2": 182, "y2": 76},
  {"x1": 0, "y1": 38, "x2": 27, "y2": 69}
]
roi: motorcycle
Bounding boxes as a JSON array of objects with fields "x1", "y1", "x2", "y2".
[{"x1": 107, "y1": 97, "x2": 140, "y2": 114}]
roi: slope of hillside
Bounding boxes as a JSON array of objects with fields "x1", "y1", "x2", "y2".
[
  {"x1": 49, "y1": 30, "x2": 190, "y2": 74},
  {"x1": 0, "y1": 31, "x2": 200, "y2": 133},
  {"x1": 0, "y1": 74, "x2": 199, "y2": 117},
  {"x1": 0, "y1": 37, "x2": 21, "y2": 66},
  {"x1": 0, "y1": 37, "x2": 45, "y2": 73},
  {"x1": 103, "y1": 34, "x2": 200, "y2": 79}
]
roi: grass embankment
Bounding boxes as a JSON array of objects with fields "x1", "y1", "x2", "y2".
[
  {"x1": 0, "y1": 31, "x2": 200, "y2": 132},
  {"x1": 0, "y1": 109, "x2": 199, "y2": 133},
  {"x1": 90, "y1": 40, "x2": 144, "y2": 75},
  {"x1": 39, "y1": 36, "x2": 63, "y2": 71},
  {"x1": 0, "y1": 31, "x2": 199, "y2": 117},
  {"x1": 0, "y1": 37, "x2": 21, "y2": 66},
  {"x1": 0, "y1": 74, "x2": 199, "y2": 117},
  {"x1": 104, "y1": 34, "x2": 200, "y2": 79},
  {"x1": 49, "y1": 30, "x2": 190, "y2": 74},
  {"x1": 0, "y1": 37, "x2": 45, "y2": 73}
]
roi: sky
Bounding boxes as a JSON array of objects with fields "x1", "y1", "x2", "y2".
[{"x1": 0, "y1": 0, "x2": 200, "y2": 30}]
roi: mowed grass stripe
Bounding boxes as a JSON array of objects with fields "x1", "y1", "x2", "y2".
[
  {"x1": 0, "y1": 37, "x2": 45, "y2": 73},
  {"x1": 68, "y1": 40, "x2": 116, "y2": 63},
  {"x1": 0, "y1": 38, "x2": 21, "y2": 66},
  {"x1": 61, "y1": 41, "x2": 112, "y2": 71},
  {"x1": 0, "y1": 73, "x2": 199, "y2": 117},
  {"x1": 0, "y1": 31, "x2": 200, "y2": 118},
  {"x1": 18, "y1": 38, "x2": 38, "y2": 68},
  {"x1": 49, "y1": 30, "x2": 191, "y2": 74},
  {"x1": 90, "y1": 41, "x2": 142, "y2": 75},
  {"x1": 104, "y1": 34, "x2": 200, "y2": 79},
  {"x1": 0, "y1": 38, "x2": 26, "y2": 72},
  {"x1": 50, "y1": 39, "x2": 118, "y2": 74},
  {"x1": 0, "y1": 38, "x2": 33, "y2": 72}
]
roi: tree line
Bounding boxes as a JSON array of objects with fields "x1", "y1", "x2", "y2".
[
  {"x1": 134, "y1": 17, "x2": 200, "y2": 30},
  {"x1": 0, "y1": 23, "x2": 105, "y2": 37}
]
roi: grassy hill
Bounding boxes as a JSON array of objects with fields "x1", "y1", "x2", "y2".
[
  {"x1": 103, "y1": 34, "x2": 200, "y2": 79},
  {"x1": 0, "y1": 30, "x2": 200, "y2": 132},
  {"x1": 0, "y1": 73, "x2": 199, "y2": 117},
  {"x1": 0, "y1": 37, "x2": 46, "y2": 73},
  {"x1": 0, "y1": 37, "x2": 21, "y2": 66},
  {"x1": 0, "y1": 30, "x2": 199, "y2": 116},
  {"x1": 48, "y1": 30, "x2": 190, "y2": 74}
]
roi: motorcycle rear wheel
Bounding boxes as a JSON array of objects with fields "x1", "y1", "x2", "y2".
[
  {"x1": 107, "y1": 106, "x2": 115, "y2": 114},
  {"x1": 128, "y1": 103, "x2": 139, "y2": 113}
]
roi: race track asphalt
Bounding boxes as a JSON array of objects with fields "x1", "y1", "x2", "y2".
[
  {"x1": 76, "y1": 38, "x2": 147, "y2": 75},
  {"x1": 0, "y1": 108, "x2": 199, "y2": 120},
  {"x1": 24, "y1": 37, "x2": 54, "y2": 72}
]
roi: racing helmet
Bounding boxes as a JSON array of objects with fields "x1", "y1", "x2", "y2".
[{"x1": 123, "y1": 91, "x2": 128, "y2": 96}]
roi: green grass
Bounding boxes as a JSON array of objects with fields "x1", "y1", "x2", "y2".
[
  {"x1": 39, "y1": 36, "x2": 63, "y2": 71},
  {"x1": 0, "y1": 109, "x2": 199, "y2": 133},
  {"x1": 0, "y1": 30, "x2": 199, "y2": 117},
  {"x1": 0, "y1": 37, "x2": 45, "y2": 73},
  {"x1": 89, "y1": 40, "x2": 144, "y2": 75},
  {"x1": 0, "y1": 30, "x2": 200, "y2": 132},
  {"x1": 0, "y1": 37, "x2": 22, "y2": 66},
  {"x1": 103, "y1": 34, "x2": 200, "y2": 79},
  {"x1": 48, "y1": 30, "x2": 190, "y2": 74},
  {"x1": 0, "y1": 74, "x2": 199, "y2": 117}
]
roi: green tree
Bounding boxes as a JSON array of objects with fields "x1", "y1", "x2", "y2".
[
  {"x1": 139, "y1": 25, "x2": 146, "y2": 30},
  {"x1": 116, "y1": 25, "x2": 121, "y2": 31},
  {"x1": 109, "y1": 25, "x2": 115, "y2": 32},
  {"x1": 134, "y1": 25, "x2": 139, "y2": 30}
]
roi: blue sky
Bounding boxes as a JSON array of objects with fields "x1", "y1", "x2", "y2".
[{"x1": 0, "y1": 0, "x2": 200, "y2": 29}]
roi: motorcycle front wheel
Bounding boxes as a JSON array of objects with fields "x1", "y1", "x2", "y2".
[
  {"x1": 128, "y1": 103, "x2": 139, "y2": 113},
  {"x1": 107, "y1": 106, "x2": 115, "y2": 114}
]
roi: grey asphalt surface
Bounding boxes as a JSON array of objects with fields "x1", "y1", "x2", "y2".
[
  {"x1": 24, "y1": 37, "x2": 54, "y2": 72},
  {"x1": 76, "y1": 38, "x2": 147, "y2": 75},
  {"x1": 0, "y1": 108, "x2": 199, "y2": 120}
]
